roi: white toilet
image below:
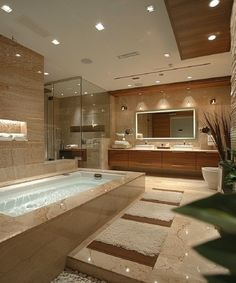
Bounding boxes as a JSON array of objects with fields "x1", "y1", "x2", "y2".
[{"x1": 202, "y1": 167, "x2": 219, "y2": 190}]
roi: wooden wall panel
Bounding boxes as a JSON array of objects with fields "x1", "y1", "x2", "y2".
[
  {"x1": 110, "y1": 77, "x2": 230, "y2": 97},
  {"x1": 0, "y1": 35, "x2": 44, "y2": 168}
]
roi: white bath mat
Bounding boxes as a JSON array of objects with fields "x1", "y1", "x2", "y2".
[
  {"x1": 123, "y1": 201, "x2": 175, "y2": 226},
  {"x1": 142, "y1": 190, "x2": 183, "y2": 206},
  {"x1": 93, "y1": 218, "x2": 168, "y2": 257}
]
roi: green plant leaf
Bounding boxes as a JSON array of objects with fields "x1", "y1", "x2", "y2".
[
  {"x1": 204, "y1": 274, "x2": 236, "y2": 283},
  {"x1": 173, "y1": 193, "x2": 236, "y2": 234},
  {"x1": 194, "y1": 235, "x2": 236, "y2": 273}
]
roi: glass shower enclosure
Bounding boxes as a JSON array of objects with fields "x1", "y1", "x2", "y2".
[{"x1": 45, "y1": 76, "x2": 110, "y2": 169}]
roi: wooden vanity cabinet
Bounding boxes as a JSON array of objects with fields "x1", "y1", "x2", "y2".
[
  {"x1": 108, "y1": 150, "x2": 129, "y2": 167},
  {"x1": 108, "y1": 149, "x2": 219, "y2": 173},
  {"x1": 196, "y1": 152, "x2": 220, "y2": 171},
  {"x1": 162, "y1": 151, "x2": 196, "y2": 171},
  {"x1": 129, "y1": 150, "x2": 162, "y2": 169}
]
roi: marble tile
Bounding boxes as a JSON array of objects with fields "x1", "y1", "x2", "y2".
[
  {"x1": 67, "y1": 176, "x2": 227, "y2": 283},
  {"x1": 0, "y1": 170, "x2": 144, "y2": 283}
]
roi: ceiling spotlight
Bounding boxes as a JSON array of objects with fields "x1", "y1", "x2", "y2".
[
  {"x1": 164, "y1": 53, "x2": 170, "y2": 57},
  {"x1": 84, "y1": 91, "x2": 88, "y2": 94},
  {"x1": 61, "y1": 93, "x2": 64, "y2": 96},
  {"x1": 74, "y1": 91, "x2": 78, "y2": 94},
  {"x1": 37, "y1": 70, "x2": 42, "y2": 74},
  {"x1": 95, "y1": 22, "x2": 105, "y2": 31},
  {"x1": 51, "y1": 39, "x2": 60, "y2": 45},
  {"x1": 208, "y1": 34, "x2": 216, "y2": 41},
  {"x1": 147, "y1": 5, "x2": 155, "y2": 12},
  {"x1": 156, "y1": 80, "x2": 160, "y2": 84},
  {"x1": 15, "y1": 53, "x2": 21, "y2": 57},
  {"x1": 44, "y1": 72, "x2": 49, "y2": 76},
  {"x1": 187, "y1": 76, "x2": 192, "y2": 79},
  {"x1": 1, "y1": 4, "x2": 12, "y2": 13},
  {"x1": 209, "y1": 0, "x2": 220, "y2": 7},
  {"x1": 128, "y1": 84, "x2": 132, "y2": 87}
]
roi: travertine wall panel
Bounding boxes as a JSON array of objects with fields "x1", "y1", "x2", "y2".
[
  {"x1": 113, "y1": 85, "x2": 231, "y2": 149},
  {"x1": 231, "y1": 1, "x2": 236, "y2": 149},
  {"x1": 0, "y1": 35, "x2": 44, "y2": 167}
]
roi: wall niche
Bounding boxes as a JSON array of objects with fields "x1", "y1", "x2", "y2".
[{"x1": 0, "y1": 119, "x2": 27, "y2": 141}]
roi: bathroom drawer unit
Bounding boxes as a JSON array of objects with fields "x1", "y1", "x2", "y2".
[
  {"x1": 108, "y1": 149, "x2": 219, "y2": 174},
  {"x1": 195, "y1": 152, "x2": 220, "y2": 171},
  {"x1": 129, "y1": 150, "x2": 162, "y2": 169},
  {"x1": 162, "y1": 151, "x2": 196, "y2": 171},
  {"x1": 108, "y1": 150, "x2": 130, "y2": 168}
]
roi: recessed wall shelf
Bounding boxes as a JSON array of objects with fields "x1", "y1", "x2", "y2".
[
  {"x1": 0, "y1": 119, "x2": 27, "y2": 141},
  {"x1": 70, "y1": 125, "x2": 105, "y2": 132}
]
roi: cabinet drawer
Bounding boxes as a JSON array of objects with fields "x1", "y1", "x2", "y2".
[
  {"x1": 108, "y1": 150, "x2": 129, "y2": 167},
  {"x1": 162, "y1": 152, "x2": 196, "y2": 171},
  {"x1": 196, "y1": 152, "x2": 219, "y2": 170},
  {"x1": 129, "y1": 150, "x2": 162, "y2": 169}
]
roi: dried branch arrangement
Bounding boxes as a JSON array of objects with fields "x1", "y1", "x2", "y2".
[{"x1": 203, "y1": 107, "x2": 231, "y2": 161}]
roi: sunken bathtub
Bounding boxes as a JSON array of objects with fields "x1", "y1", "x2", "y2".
[{"x1": 0, "y1": 169, "x2": 145, "y2": 283}]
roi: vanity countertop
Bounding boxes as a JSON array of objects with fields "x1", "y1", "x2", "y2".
[{"x1": 109, "y1": 147, "x2": 218, "y2": 153}]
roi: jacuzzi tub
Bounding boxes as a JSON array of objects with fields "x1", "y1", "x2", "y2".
[{"x1": 0, "y1": 171, "x2": 124, "y2": 217}]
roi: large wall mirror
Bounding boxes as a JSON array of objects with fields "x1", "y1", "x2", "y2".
[{"x1": 136, "y1": 108, "x2": 196, "y2": 140}]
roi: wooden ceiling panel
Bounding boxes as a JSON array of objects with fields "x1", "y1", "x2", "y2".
[{"x1": 165, "y1": 0, "x2": 233, "y2": 59}]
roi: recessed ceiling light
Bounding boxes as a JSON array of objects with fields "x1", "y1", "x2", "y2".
[
  {"x1": 84, "y1": 91, "x2": 88, "y2": 94},
  {"x1": 74, "y1": 91, "x2": 78, "y2": 94},
  {"x1": 1, "y1": 4, "x2": 12, "y2": 13},
  {"x1": 128, "y1": 84, "x2": 132, "y2": 87},
  {"x1": 44, "y1": 72, "x2": 49, "y2": 76},
  {"x1": 77, "y1": 83, "x2": 80, "y2": 86},
  {"x1": 208, "y1": 34, "x2": 216, "y2": 41},
  {"x1": 61, "y1": 93, "x2": 64, "y2": 96},
  {"x1": 37, "y1": 70, "x2": 42, "y2": 74},
  {"x1": 156, "y1": 80, "x2": 160, "y2": 83},
  {"x1": 51, "y1": 39, "x2": 60, "y2": 45},
  {"x1": 164, "y1": 53, "x2": 170, "y2": 57},
  {"x1": 95, "y1": 22, "x2": 105, "y2": 31},
  {"x1": 209, "y1": 0, "x2": 220, "y2": 7},
  {"x1": 15, "y1": 53, "x2": 21, "y2": 57},
  {"x1": 187, "y1": 76, "x2": 192, "y2": 79},
  {"x1": 147, "y1": 5, "x2": 155, "y2": 12}
]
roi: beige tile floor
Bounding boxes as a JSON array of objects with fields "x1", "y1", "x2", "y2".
[{"x1": 66, "y1": 176, "x2": 227, "y2": 283}]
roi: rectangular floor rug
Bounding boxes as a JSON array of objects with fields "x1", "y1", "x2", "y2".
[
  {"x1": 122, "y1": 200, "x2": 176, "y2": 227},
  {"x1": 141, "y1": 190, "x2": 183, "y2": 206},
  {"x1": 88, "y1": 218, "x2": 168, "y2": 267}
]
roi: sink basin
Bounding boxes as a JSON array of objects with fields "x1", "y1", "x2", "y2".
[
  {"x1": 135, "y1": 144, "x2": 155, "y2": 150},
  {"x1": 172, "y1": 144, "x2": 193, "y2": 150}
]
